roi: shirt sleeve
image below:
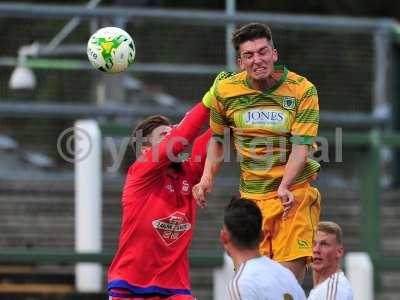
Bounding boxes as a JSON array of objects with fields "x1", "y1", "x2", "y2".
[
  {"x1": 228, "y1": 278, "x2": 260, "y2": 300},
  {"x1": 307, "y1": 276, "x2": 353, "y2": 300},
  {"x1": 131, "y1": 102, "x2": 209, "y2": 179},
  {"x1": 335, "y1": 282, "x2": 354, "y2": 300},
  {"x1": 290, "y1": 83, "x2": 319, "y2": 145},
  {"x1": 205, "y1": 72, "x2": 232, "y2": 137},
  {"x1": 236, "y1": 279, "x2": 272, "y2": 300},
  {"x1": 186, "y1": 129, "x2": 212, "y2": 180},
  {"x1": 239, "y1": 287, "x2": 260, "y2": 300}
]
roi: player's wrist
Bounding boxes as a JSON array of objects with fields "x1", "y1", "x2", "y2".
[
  {"x1": 200, "y1": 172, "x2": 214, "y2": 187},
  {"x1": 278, "y1": 183, "x2": 290, "y2": 191}
]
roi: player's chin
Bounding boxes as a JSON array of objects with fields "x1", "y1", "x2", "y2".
[
  {"x1": 251, "y1": 72, "x2": 269, "y2": 81},
  {"x1": 311, "y1": 261, "x2": 324, "y2": 271}
]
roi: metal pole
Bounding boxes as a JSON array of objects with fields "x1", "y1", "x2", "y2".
[
  {"x1": 225, "y1": 0, "x2": 236, "y2": 71},
  {"x1": 75, "y1": 120, "x2": 102, "y2": 292},
  {"x1": 43, "y1": 0, "x2": 102, "y2": 54},
  {"x1": 359, "y1": 130, "x2": 382, "y2": 290},
  {"x1": 0, "y1": 3, "x2": 396, "y2": 33},
  {"x1": 373, "y1": 28, "x2": 390, "y2": 116},
  {"x1": 360, "y1": 130, "x2": 381, "y2": 257},
  {"x1": 389, "y1": 25, "x2": 400, "y2": 186}
]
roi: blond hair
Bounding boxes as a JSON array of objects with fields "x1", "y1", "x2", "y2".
[{"x1": 318, "y1": 221, "x2": 343, "y2": 244}]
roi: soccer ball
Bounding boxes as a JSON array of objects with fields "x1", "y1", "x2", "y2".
[{"x1": 87, "y1": 27, "x2": 135, "y2": 73}]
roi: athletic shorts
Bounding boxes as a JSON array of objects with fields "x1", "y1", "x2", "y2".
[{"x1": 254, "y1": 183, "x2": 321, "y2": 262}]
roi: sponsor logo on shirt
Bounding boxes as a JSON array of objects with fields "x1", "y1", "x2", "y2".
[
  {"x1": 243, "y1": 109, "x2": 286, "y2": 126},
  {"x1": 180, "y1": 180, "x2": 191, "y2": 195},
  {"x1": 152, "y1": 212, "x2": 191, "y2": 246}
]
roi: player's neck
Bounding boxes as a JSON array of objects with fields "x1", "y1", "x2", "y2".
[
  {"x1": 313, "y1": 266, "x2": 341, "y2": 286},
  {"x1": 248, "y1": 70, "x2": 282, "y2": 91},
  {"x1": 167, "y1": 162, "x2": 182, "y2": 175},
  {"x1": 249, "y1": 77, "x2": 276, "y2": 91},
  {"x1": 231, "y1": 248, "x2": 260, "y2": 271}
]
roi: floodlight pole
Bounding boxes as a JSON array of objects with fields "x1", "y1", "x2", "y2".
[{"x1": 225, "y1": 0, "x2": 236, "y2": 71}]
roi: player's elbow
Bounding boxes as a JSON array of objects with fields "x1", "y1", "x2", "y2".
[{"x1": 291, "y1": 144, "x2": 309, "y2": 163}]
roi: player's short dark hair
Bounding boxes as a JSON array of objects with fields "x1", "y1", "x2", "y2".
[
  {"x1": 131, "y1": 115, "x2": 171, "y2": 152},
  {"x1": 232, "y1": 22, "x2": 274, "y2": 52},
  {"x1": 224, "y1": 197, "x2": 262, "y2": 249}
]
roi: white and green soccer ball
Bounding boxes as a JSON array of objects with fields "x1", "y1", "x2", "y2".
[{"x1": 87, "y1": 27, "x2": 135, "y2": 73}]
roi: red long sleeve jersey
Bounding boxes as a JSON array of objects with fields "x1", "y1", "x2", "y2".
[{"x1": 108, "y1": 103, "x2": 211, "y2": 298}]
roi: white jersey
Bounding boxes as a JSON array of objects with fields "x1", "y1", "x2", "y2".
[
  {"x1": 228, "y1": 256, "x2": 306, "y2": 300},
  {"x1": 308, "y1": 271, "x2": 353, "y2": 300}
]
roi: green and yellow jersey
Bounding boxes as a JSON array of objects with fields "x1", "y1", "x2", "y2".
[{"x1": 203, "y1": 65, "x2": 320, "y2": 200}]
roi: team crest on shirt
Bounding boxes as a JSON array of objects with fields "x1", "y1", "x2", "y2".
[
  {"x1": 152, "y1": 212, "x2": 191, "y2": 246},
  {"x1": 282, "y1": 96, "x2": 296, "y2": 110}
]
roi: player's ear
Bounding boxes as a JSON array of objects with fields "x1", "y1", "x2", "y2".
[
  {"x1": 220, "y1": 227, "x2": 230, "y2": 245},
  {"x1": 336, "y1": 245, "x2": 344, "y2": 258},
  {"x1": 272, "y1": 48, "x2": 278, "y2": 63},
  {"x1": 140, "y1": 145, "x2": 150, "y2": 155},
  {"x1": 258, "y1": 231, "x2": 265, "y2": 244},
  {"x1": 237, "y1": 56, "x2": 244, "y2": 70}
]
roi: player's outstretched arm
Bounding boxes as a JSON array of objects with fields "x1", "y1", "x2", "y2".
[
  {"x1": 187, "y1": 129, "x2": 212, "y2": 180},
  {"x1": 132, "y1": 102, "x2": 209, "y2": 177},
  {"x1": 192, "y1": 70, "x2": 233, "y2": 206},
  {"x1": 192, "y1": 138, "x2": 224, "y2": 208}
]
